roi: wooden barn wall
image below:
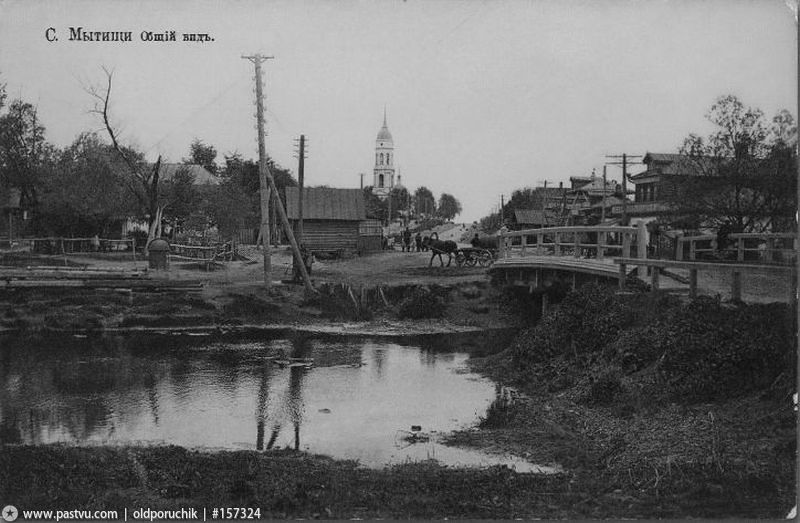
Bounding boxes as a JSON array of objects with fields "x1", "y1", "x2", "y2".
[{"x1": 293, "y1": 220, "x2": 360, "y2": 252}]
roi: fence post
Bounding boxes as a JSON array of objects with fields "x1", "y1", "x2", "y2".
[
  {"x1": 676, "y1": 238, "x2": 684, "y2": 261},
  {"x1": 537, "y1": 232, "x2": 543, "y2": 255},
  {"x1": 573, "y1": 232, "x2": 580, "y2": 258},
  {"x1": 737, "y1": 238, "x2": 745, "y2": 262},
  {"x1": 650, "y1": 264, "x2": 659, "y2": 291},
  {"x1": 500, "y1": 232, "x2": 507, "y2": 259},
  {"x1": 689, "y1": 240, "x2": 696, "y2": 261},
  {"x1": 555, "y1": 232, "x2": 561, "y2": 256},
  {"x1": 622, "y1": 232, "x2": 631, "y2": 259},
  {"x1": 689, "y1": 269, "x2": 698, "y2": 299},
  {"x1": 521, "y1": 234, "x2": 527, "y2": 256},
  {"x1": 618, "y1": 262, "x2": 627, "y2": 290}
]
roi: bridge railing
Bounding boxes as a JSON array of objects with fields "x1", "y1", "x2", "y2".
[
  {"x1": 498, "y1": 223, "x2": 647, "y2": 262},
  {"x1": 676, "y1": 232, "x2": 796, "y2": 265}
]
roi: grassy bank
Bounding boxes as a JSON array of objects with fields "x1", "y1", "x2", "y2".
[
  {"x1": 1, "y1": 445, "x2": 627, "y2": 520},
  {"x1": 449, "y1": 283, "x2": 796, "y2": 518},
  {"x1": 0, "y1": 278, "x2": 514, "y2": 333}
]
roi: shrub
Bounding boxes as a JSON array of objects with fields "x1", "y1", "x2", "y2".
[
  {"x1": 397, "y1": 287, "x2": 446, "y2": 319},
  {"x1": 657, "y1": 297, "x2": 796, "y2": 401},
  {"x1": 587, "y1": 369, "x2": 625, "y2": 405}
]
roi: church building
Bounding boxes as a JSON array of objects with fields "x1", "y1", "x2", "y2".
[{"x1": 372, "y1": 110, "x2": 395, "y2": 199}]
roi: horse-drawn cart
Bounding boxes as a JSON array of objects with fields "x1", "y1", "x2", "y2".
[{"x1": 455, "y1": 247, "x2": 495, "y2": 268}]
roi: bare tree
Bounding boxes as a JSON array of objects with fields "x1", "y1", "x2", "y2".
[{"x1": 86, "y1": 67, "x2": 163, "y2": 253}]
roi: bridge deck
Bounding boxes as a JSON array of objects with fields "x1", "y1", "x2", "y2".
[{"x1": 491, "y1": 255, "x2": 624, "y2": 278}]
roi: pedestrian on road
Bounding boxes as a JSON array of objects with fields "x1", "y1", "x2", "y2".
[
  {"x1": 402, "y1": 228, "x2": 412, "y2": 252},
  {"x1": 414, "y1": 232, "x2": 422, "y2": 252}
]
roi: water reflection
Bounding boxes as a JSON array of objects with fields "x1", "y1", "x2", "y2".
[{"x1": 0, "y1": 333, "x2": 551, "y2": 472}]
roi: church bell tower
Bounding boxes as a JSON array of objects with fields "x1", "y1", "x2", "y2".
[{"x1": 372, "y1": 108, "x2": 395, "y2": 199}]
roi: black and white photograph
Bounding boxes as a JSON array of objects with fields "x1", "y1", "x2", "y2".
[{"x1": 0, "y1": 0, "x2": 797, "y2": 519}]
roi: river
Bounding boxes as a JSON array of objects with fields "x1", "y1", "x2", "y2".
[{"x1": 0, "y1": 331, "x2": 554, "y2": 473}]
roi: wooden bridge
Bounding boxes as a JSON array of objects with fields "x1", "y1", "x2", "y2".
[{"x1": 489, "y1": 225, "x2": 796, "y2": 304}]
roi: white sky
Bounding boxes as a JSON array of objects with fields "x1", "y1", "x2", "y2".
[{"x1": 0, "y1": 0, "x2": 796, "y2": 222}]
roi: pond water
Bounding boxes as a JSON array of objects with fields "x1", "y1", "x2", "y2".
[{"x1": 0, "y1": 332, "x2": 554, "y2": 473}]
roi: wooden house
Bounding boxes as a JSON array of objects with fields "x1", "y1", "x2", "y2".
[{"x1": 284, "y1": 187, "x2": 367, "y2": 254}]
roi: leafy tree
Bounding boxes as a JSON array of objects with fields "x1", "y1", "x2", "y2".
[
  {"x1": 159, "y1": 166, "x2": 199, "y2": 227},
  {"x1": 413, "y1": 186, "x2": 436, "y2": 217},
  {"x1": 184, "y1": 138, "x2": 218, "y2": 175},
  {"x1": 0, "y1": 99, "x2": 54, "y2": 209},
  {"x1": 388, "y1": 186, "x2": 411, "y2": 222},
  {"x1": 363, "y1": 186, "x2": 387, "y2": 222},
  {"x1": 437, "y1": 193, "x2": 462, "y2": 221},
  {"x1": 667, "y1": 95, "x2": 797, "y2": 232},
  {"x1": 37, "y1": 132, "x2": 131, "y2": 236}
]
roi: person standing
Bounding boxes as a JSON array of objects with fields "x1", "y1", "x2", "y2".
[
  {"x1": 414, "y1": 231, "x2": 422, "y2": 252},
  {"x1": 402, "y1": 228, "x2": 412, "y2": 252}
]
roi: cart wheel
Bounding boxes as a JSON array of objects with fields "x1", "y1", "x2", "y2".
[
  {"x1": 465, "y1": 255, "x2": 478, "y2": 267},
  {"x1": 478, "y1": 251, "x2": 493, "y2": 267},
  {"x1": 455, "y1": 252, "x2": 467, "y2": 267}
]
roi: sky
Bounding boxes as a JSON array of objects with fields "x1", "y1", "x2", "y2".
[{"x1": 0, "y1": 0, "x2": 796, "y2": 222}]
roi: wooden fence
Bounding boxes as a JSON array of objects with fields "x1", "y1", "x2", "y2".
[
  {"x1": 676, "y1": 232, "x2": 796, "y2": 265},
  {"x1": 499, "y1": 223, "x2": 647, "y2": 262}
]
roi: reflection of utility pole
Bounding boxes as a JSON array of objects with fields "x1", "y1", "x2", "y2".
[
  {"x1": 242, "y1": 53, "x2": 274, "y2": 288},
  {"x1": 605, "y1": 153, "x2": 643, "y2": 226}
]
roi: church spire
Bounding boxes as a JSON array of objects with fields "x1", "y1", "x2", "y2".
[{"x1": 383, "y1": 105, "x2": 387, "y2": 127}]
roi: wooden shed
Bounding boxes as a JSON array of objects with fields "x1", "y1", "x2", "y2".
[{"x1": 284, "y1": 187, "x2": 366, "y2": 254}]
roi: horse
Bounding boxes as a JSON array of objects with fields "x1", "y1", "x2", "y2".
[{"x1": 422, "y1": 232, "x2": 458, "y2": 267}]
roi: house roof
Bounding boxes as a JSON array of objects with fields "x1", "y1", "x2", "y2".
[
  {"x1": 159, "y1": 163, "x2": 218, "y2": 185},
  {"x1": 285, "y1": 187, "x2": 366, "y2": 221},
  {"x1": 630, "y1": 152, "x2": 717, "y2": 180},
  {"x1": 567, "y1": 178, "x2": 617, "y2": 196},
  {"x1": 590, "y1": 195, "x2": 626, "y2": 209},
  {"x1": 514, "y1": 209, "x2": 558, "y2": 225}
]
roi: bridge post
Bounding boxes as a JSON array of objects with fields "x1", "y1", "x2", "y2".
[
  {"x1": 537, "y1": 232, "x2": 543, "y2": 255},
  {"x1": 637, "y1": 221, "x2": 647, "y2": 279},
  {"x1": 555, "y1": 233, "x2": 561, "y2": 256},
  {"x1": 650, "y1": 265, "x2": 659, "y2": 290},
  {"x1": 597, "y1": 231, "x2": 605, "y2": 260},
  {"x1": 521, "y1": 234, "x2": 527, "y2": 256},
  {"x1": 622, "y1": 232, "x2": 631, "y2": 259},
  {"x1": 689, "y1": 269, "x2": 698, "y2": 299},
  {"x1": 573, "y1": 232, "x2": 580, "y2": 258},
  {"x1": 731, "y1": 270, "x2": 742, "y2": 302}
]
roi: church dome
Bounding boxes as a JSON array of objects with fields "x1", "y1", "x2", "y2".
[
  {"x1": 376, "y1": 109, "x2": 393, "y2": 143},
  {"x1": 377, "y1": 125, "x2": 393, "y2": 142}
]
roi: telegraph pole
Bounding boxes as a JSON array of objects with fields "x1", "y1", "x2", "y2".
[
  {"x1": 606, "y1": 153, "x2": 643, "y2": 226},
  {"x1": 601, "y1": 165, "x2": 607, "y2": 223},
  {"x1": 242, "y1": 53, "x2": 274, "y2": 288},
  {"x1": 243, "y1": 53, "x2": 315, "y2": 293},
  {"x1": 293, "y1": 134, "x2": 307, "y2": 244}
]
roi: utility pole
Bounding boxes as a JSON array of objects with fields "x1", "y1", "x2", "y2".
[
  {"x1": 606, "y1": 153, "x2": 643, "y2": 226},
  {"x1": 242, "y1": 53, "x2": 274, "y2": 288},
  {"x1": 601, "y1": 165, "x2": 607, "y2": 223},
  {"x1": 243, "y1": 53, "x2": 315, "y2": 293},
  {"x1": 359, "y1": 173, "x2": 364, "y2": 190},
  {"x1": 293, "y1": 134, "x2": 307, "y2": 244},
  {"x1": 500, "y1": 194, "x2": 505, "y2": 224}
]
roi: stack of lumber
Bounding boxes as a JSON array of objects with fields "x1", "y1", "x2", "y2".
[{"x1": 0, "y1": 266, "x2": 202, "y2": 292}]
